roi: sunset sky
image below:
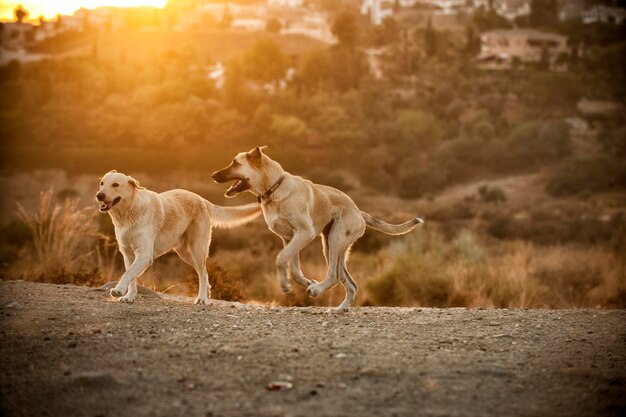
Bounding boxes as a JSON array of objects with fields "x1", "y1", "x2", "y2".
[{"x1": 0, "y1": 1, "x2": 168, "y2": 21}]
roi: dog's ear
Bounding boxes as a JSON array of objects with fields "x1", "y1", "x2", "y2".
[
  {"x1": 259, "y1": 145, "x2": 268, "y2": 153},
  {"x1": 128, "y1": 176, "x2": 144, "y2": 189},
  {"x1": 248, "y1": 146, "x2": 268, "y2": 159},
  {"x1": 108, "y1": 169, "x2": 117, "y2": 174}
]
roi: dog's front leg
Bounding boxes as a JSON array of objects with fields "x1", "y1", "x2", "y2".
[
  {"x1": 276, "y1": 230, "x2": 316, "y2": 293},
  {"x1": 289, "y1": 254, "x2": 317, "y2": 289},
  {"x1": 111, "y1": 249, "x2": 153, "y2": 301},
  {"x1": 116, "y1": 251, "x2": 137, "y2": 303}
]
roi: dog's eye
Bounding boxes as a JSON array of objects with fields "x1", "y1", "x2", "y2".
[
  {"x1": 100, "y1": 181, "x2": 104, "y2": 186},
  {"x1": 112, "y1": 183, "x2": 119, "y2": 187}
]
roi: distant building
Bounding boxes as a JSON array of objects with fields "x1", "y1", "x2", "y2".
[
  {"x1": 361, "y1": 0, "x2": 394, "y2": 25},
  {"x1": 558, "y1": 0, "x2": 584, "y2": 21},
  {"x1": 581, "y1": 5, "x2": 625, "y2": 24},
  {"x1": 267, "y1": 0, "x2": 304, "y2": 7},
  {"x1": 0, "y1": 22, "x2": 34, "y2": 47},
  {"x1": 281, "y1": 12, "x2": 335, "y2": 43},
  {"x1": 493, "y1": 0, "x2": 530, "y2": 20},
  {"x1": 477, "y1": 29, "x2": 569, "y2": 71}
]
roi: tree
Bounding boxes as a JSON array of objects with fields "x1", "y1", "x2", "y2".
[
  {"x1": 332, "y1": 12, "x2": 358, "y2": 51},
  {"x1": 375, "y1": 16, "x2": 400, "y2": 46},
  {"x1": 15, "y1": 5, "x2": 29, "y2": 23},
  {"x1": 299, "y1": 48, "x2": 333, "y2": 91},
  {"x1": 242, "y1": 40, "x2": 287, "y2": 85},
  {"x1": 464, "y1": 24, "x2": 480, "y2": 56},
  {"x1": 266, "y1": 18, "x2": 282, "y2": 34},
  {"x1": 530, "y1": 0, "x2": 558, "y2": 27},
  {"x1": 424, "y1": 18, "x2": 437, "y2": 58}
]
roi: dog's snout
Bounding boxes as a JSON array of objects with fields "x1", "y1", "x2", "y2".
[
  {"x1": 211, "y1": 171, "x2": 223, "y2": 182},
  {"x1": 96, "y1": 192, "x2": 106, "y2": 201}
]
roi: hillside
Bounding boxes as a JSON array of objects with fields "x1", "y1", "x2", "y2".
[{"x1": 1, "y1": 280, "x2": 625, "y2": 417}]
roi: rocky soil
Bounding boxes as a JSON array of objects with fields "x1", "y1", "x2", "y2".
[{"x1": 0, "y1": 280, "x2": 624, "y2": 417}]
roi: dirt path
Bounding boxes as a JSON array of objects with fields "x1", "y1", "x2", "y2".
[{"x1": 1, "y1": 280, "x2": 624, "y2": 417}]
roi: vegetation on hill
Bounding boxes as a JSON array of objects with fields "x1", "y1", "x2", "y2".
[{"x1": 0, "y1": 6, "x2": 624, "y2": 307}]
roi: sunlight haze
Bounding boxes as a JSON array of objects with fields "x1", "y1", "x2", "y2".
[{"x1": 0, "y1": 0, "x2": 168, "y2": 20}]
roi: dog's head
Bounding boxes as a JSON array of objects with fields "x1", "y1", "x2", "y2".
[
  {"x1": 95, "y1": 170, "x2": 143, "y2": 213},
  {"x1": 211, "y1": 146, "x2": 268, "y2": 198}
]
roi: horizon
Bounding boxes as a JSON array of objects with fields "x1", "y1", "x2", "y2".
[{"x1": 0, "y1": 0, "x2": 168, "y2": 22}]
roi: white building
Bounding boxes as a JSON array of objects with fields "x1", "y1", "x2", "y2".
[
  {"x1": 267, "y1": 0, "x2": 304, "y2": 7},
  {"x1": 581, "y1": 6, "x2": 625, "y2": 25},
  {"x1": 281, "y1": 12, "x2": 335, "y2": 43},
  {"x1": 477, "y1": 29, "x2": 569, "y2": 70},
  {"x1": 361, "y1": 0, "x2": 394, "y2": 25}
]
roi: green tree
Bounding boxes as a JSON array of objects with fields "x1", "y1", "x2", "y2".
[
  {"x1": 332, "y1": 12, "x2": 358, "y2": 51},
  {"x1": 396, "y1": 109, "x2": 444, "y2": 150},
  {"x1": 424, "y1": 18, "x2": 437, "y2": 58},
  {"x1": 299, "y1": 48, "x2": 333, "y2": 91},
  {"x1": 242, "y1": 40, "x2": 287, "y2": 85},
  {"x1": 14, "y1": 5, "x2": 28, "y2": 23},
  {"x1": 530, "y1": 0, "x2": 558, "y2": 27}
]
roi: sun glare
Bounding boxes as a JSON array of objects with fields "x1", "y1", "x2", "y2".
[{"x1": 0, "y1": 1, "x2": 168, "y2": 21}]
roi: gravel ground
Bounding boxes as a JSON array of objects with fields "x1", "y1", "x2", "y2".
[{"x1": 0, "y1": 280, "x2": 624, "y2": 417}]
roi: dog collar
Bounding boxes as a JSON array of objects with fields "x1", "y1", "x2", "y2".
[{"x1": 258, "y1": 175, "x2": 285, "y2": 203}]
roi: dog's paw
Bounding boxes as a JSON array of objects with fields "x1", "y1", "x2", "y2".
[
  {"x1": 326, "y1": 306, "x2": 349, "y2": 315},
  {"x1": 307, "y1": 283, "x2": 323, "y2": 297},
  {"x1": 117, "y1": 294, "x2": 135, "y2": 303},
  {"x1": 194, "y1": 297, "x2": 210, "y2": 305},
  {"x1": 110, "y1": 287, "x2": 126, "y2": 298}
]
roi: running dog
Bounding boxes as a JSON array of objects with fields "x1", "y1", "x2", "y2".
[
  {"x1": 211, "y1": 147, "x2": 423, "y2": 312},
  {"x1": 96, "y1": 170, "x2": 261, "y2": 304}
]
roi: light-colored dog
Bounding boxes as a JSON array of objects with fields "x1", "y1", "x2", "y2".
[
  {"x1": 211, "y1": 147, "x2": 423, "y2": 312},
  {"x1": 96, "y1": 170, "x2": 261, "y2": 304}
]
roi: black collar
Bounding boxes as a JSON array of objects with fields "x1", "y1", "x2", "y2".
[{"x1": 258, "y1": 175, "x2": 285, "y2": 203}]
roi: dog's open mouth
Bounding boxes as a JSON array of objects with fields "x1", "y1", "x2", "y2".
[
  {"x1": 99, "y1": 196, "x2": 121, "y2": 212},
  {"x1": 226, "y1": 179, "x2": 250, "y2": 197}
]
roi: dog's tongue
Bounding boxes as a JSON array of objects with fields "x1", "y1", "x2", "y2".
[{"x1": 100, "y1": 201, "x2": 113, "y2": 211}]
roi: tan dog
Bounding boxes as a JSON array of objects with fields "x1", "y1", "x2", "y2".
[
  {"x1": 96, "y1": 170, "x2": 261, "y2": 304},
  {"x1": 212, "y1": 147, "x2": 423, "y2": 312}
]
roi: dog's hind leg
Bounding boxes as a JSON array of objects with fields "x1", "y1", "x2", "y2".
[
  {"x1": 329, "y1": 248, "x2": 358, "y2": 314},
  {"x1": 306, "y1": 225, "x2": 347, "y2": 298},
  {"x1": 177, "y1": 221, "x2": 212, "y2": 305}
]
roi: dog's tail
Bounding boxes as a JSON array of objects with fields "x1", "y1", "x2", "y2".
[
  {"x1": 361, "y1": 211, "x2": 423, "y2": 235},
  {"x1": 206, "y1": 202, "x2": 262, "y2": 229}
]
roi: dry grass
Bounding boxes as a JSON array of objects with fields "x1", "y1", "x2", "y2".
[
  {"x1": 16, "y1": 188, "x2": 100, "y2": 284},
  {"x1": 9, "y1": 188, "x2": 625, "y2": 308},
  {"x1": 365, "y1": 228, "x2": 626, "y2": 308}
]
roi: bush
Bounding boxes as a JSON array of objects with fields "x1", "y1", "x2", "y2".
[
  {"x1": 546, "y1": 155, "x2": 626, "y2": 196},
  {"x1": 478, "y1": 185, "x2": 507, "y2": 203},
  {"x1": 17, "y1": 188, "x2": 98, "y2": 283}
]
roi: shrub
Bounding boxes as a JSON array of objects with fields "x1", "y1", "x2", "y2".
[
  {"x1": 396, "y1": 110, "x2": 444, "y2": 150},
  {"x1": 546, "y1": 155, "x2": 626, "y2": 196},
  {"x1": 17, "y1": 188, "x2": 98, "y2": 283},
  {"x1": 477, "y1": 185, "x2": 507, "y2": 203},
  {"x1": 269, "y1": 114, "x2": 308, "y2": 144}
]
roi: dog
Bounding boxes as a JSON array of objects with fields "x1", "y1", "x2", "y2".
[
  {"x1": 96, "y1": 170, "x2": 261, "y2": 304},
  {"x1": 211, "y1": 146, "x2": 423, "y2": 313}
]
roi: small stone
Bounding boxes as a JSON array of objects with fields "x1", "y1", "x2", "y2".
[
  {"x1": 67, "y1": 342, "x2": 77, "y2": 349},
  {"x1": 266, "y1": 381, "x2": 293, "y2": 391}
]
